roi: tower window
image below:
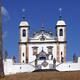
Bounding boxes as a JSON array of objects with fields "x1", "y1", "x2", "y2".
[
  {"x1": 59, "y1": 29, "x2": 63, "y2": 36},
  {"x1": 22, "y1": 29, "x2": 26, "y2": 37},
  {"x1": 61, "y1": 52, "x2": 63, "y2": 56},
  {"x1": 23, "y1": 53, "x2": 24, "y2": 56},
  {"x1": 23, "y1": 60, "x2": 24, "y2": 63}
]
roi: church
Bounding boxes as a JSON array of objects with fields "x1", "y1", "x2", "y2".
[
  {"x1": 3, "y1": 12, "x2": 80, "y2": 75},
  {"x1": 18, "y1": 14, "x2": 66, "y2": 68}
]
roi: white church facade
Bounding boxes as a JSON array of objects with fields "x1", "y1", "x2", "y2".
[
  {"x1": 3, "y1": 15, "x2": 80, "y2": 75},
  {"x1": 19, "y1": 16, "x2": 66, "y2": 65}
]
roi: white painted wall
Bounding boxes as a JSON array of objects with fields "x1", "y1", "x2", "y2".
[
  {"x1": 56, "y1": 62, "x2": 80, "y2": 71},
  {"x1": 3, "y1": 59, "x2": 80, "y2": 75},
  {"x1": 3, "y1": 59, "x2": 35, "y2": 75}
]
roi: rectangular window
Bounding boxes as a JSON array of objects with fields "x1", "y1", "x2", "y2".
[
  {"x1": 47, "y1": 46, "x2": 53, "y2": 54},
  {"x1": 32, "y1": 47, "x2": 38, "y2": 55}
]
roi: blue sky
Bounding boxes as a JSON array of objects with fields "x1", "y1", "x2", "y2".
[{"x1": 2, "y1": 0, "x2": 80, "y2": 61}]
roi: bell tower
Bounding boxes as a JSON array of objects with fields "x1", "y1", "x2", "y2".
[
  {"x1": 56, "y1": 17, "x2": 66, "y2": 42},
  {"x1": 56, "y1": 8, "x2": 66, "y2": 62},
  {"x1": 19, "y1": 17, "x2": 30, "y2": 64}
]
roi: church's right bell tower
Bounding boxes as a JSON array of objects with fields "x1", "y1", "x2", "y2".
[
  {"x1": 56, "y1": 15, "x2": 66, "y2": 63},
  {"x1": 19, "y1": 17, "x2": 30, "y2": 64},
  {"x1": 56, "y1": 17, "x2": 66, "y2": 42}
]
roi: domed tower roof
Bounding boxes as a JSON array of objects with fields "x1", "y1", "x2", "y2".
[
  {"x1": 19, "y1": 17, "x2": 29, "y2": 27},
  {"x1": 56, "y1": 19, "x2": 66, "y2": 26},
  {"x1": 56, "y1": 8, "x2": 66, "y2": 26}
]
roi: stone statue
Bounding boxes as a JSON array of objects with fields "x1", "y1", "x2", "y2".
[{"x1": 53, "y1": 58, "x2": 56, "y2": 69}]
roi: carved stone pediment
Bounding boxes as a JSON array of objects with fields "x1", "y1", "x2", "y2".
[{"x1": 29, "y1": 30, "x2": 57, "y2": 42}]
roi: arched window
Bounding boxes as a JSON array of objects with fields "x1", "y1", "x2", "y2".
[
  {"x1": 22, "y1": 29, "x2": 26, "y2": 37},
  {"x1": 23, "y1": 60, "x2": 24, "y2": 63},
  {"x1": 61, "y1": 52, "x2": 63, "y2": 55},
  {"x1": 59, "y1": 29, "x2": 63, "y2": 36},
  {"x1": 23, "y1": 53, "x2": 24, "y2": 56}
]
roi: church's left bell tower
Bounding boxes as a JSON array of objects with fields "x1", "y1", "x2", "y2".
[{"x1": 19, "y1": 17, "x2": 30, "y2": 64}]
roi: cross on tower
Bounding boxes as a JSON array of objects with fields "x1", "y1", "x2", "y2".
[
  {"x1": 22, "y1": 8, "x2": 26, "y2": 20},
  {"x1": 59, "y1": 8, "x2": 62, "y2": 19},
  {"x1": 22, "y1": 8, "x2": 26, "y2": 13}
]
